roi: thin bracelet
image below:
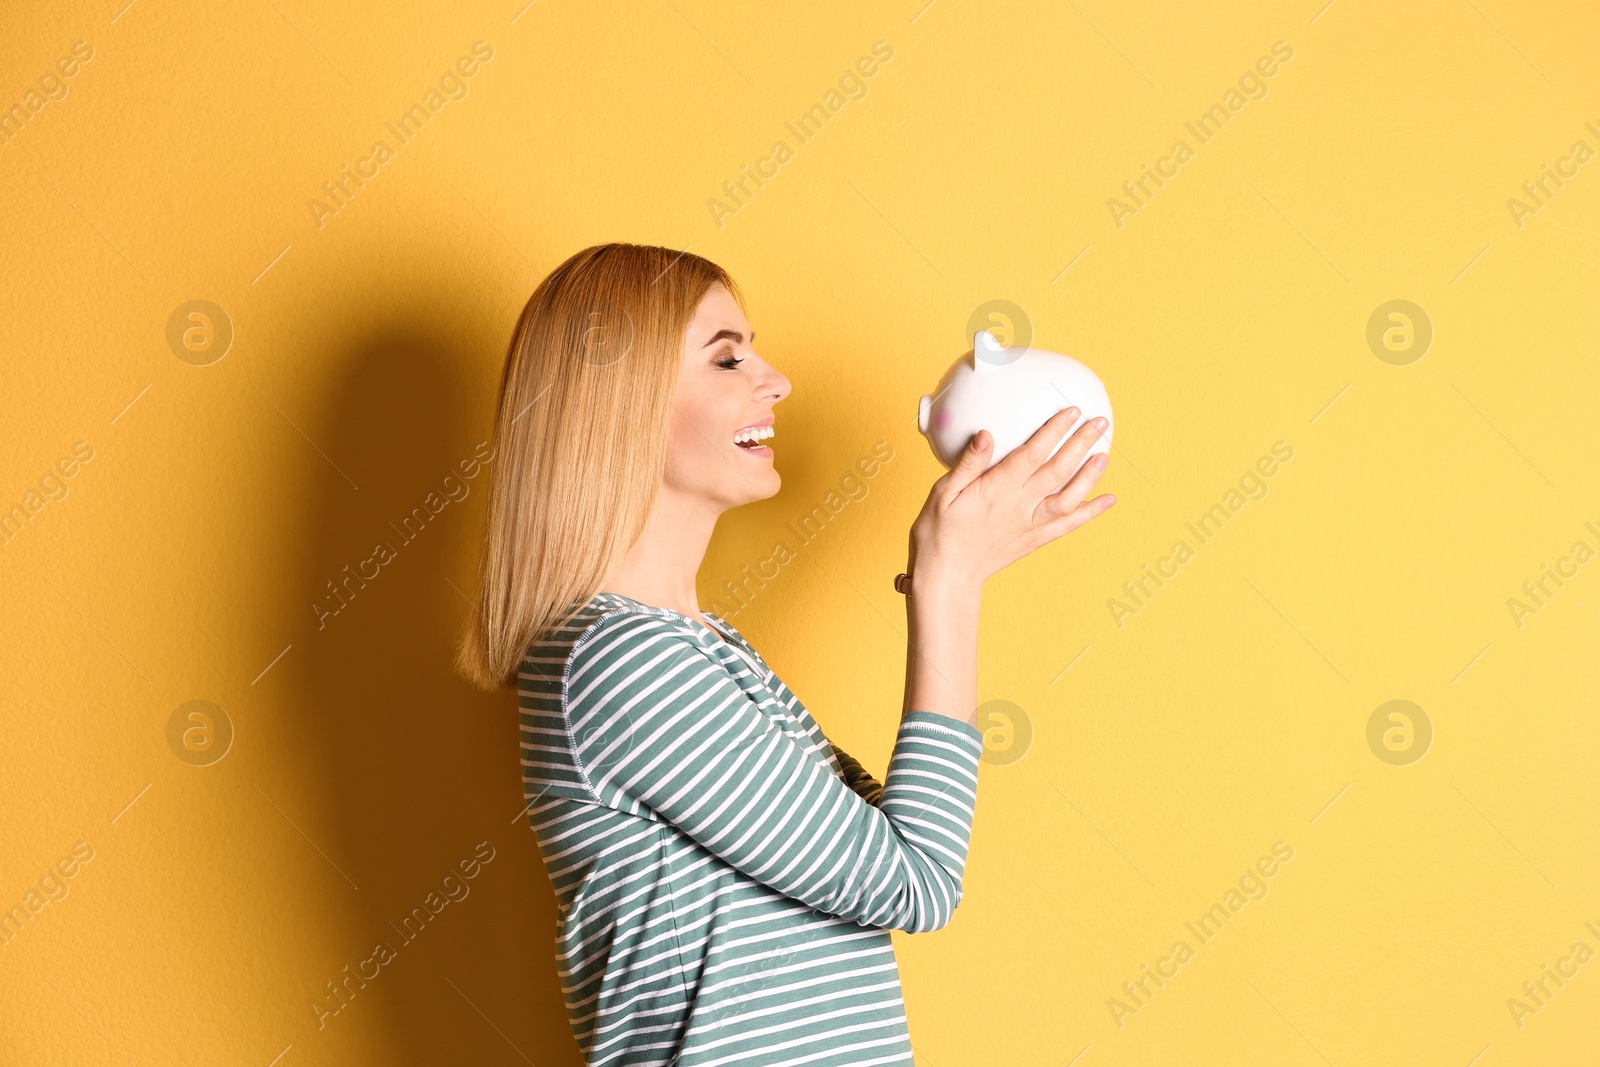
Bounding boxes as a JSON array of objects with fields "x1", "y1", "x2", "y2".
[{"x1": 894, "y1": 572, "x2": 913, "y2": 596}]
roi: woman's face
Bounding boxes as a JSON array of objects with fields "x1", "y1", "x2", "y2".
[{"x1": 664, "y1": 284, "x2": 791, "y2": 511}]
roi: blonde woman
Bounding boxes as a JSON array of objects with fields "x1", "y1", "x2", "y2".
[{"x1": 458, "y1": 243, "x2": 1114, "y2": 1066}]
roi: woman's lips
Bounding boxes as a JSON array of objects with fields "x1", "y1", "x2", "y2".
[
  {"x1": 735, "y1": 439, "x2": 773, "y2": 457},
  {"x1": 733, "y1": 421, "x2": 775, "y2": 455}
]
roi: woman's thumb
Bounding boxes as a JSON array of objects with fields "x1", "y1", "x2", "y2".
[{"x1": 946, "y1": 430, "x2": 990, "y2": 492}]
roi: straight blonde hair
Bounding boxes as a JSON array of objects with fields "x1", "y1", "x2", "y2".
[{"x1": 456, "y1": 243, "x2": 742, "y2": 691}]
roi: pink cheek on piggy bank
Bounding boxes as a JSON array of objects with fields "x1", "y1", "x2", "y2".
[{"x1": 934, "y1": 409, "x2": 951, "y2": 430}]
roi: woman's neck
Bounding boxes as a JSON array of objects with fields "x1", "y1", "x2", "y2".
[{"x1": 599, "y1": 486, "x2": 719, "y2": 622}]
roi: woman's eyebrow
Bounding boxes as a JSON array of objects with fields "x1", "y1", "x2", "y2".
[{"x1": 701, "y1": 328, "x2": 753, "y2": 348}]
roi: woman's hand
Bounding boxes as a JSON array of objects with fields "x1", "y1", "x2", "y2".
[
  {"x1": 907, "y1": 407, "x2": 1115, "y2": 594},
  {"x1": 898, "y1": 407, "x2": 1112, "y2": 725}
]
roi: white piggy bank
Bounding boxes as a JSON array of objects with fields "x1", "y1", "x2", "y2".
[{"x1": 918, "y1": 330, "x2": 1114, "y2": 477}]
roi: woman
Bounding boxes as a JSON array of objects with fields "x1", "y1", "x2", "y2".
[{"x1": 458, "y1": 243, "x2": 1114, "y2": 1065}]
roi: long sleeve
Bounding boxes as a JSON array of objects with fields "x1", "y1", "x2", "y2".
[
  {"x1": 562, "y1": 612, "x2": 984, "y2": 933},
  {"x1": 828, "y1": 742, "x2": 885, "y2": 807}
]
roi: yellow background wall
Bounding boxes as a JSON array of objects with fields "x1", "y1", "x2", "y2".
[{"x1": 3, "y1": 0, "x2": 1597, "y2": 1063}]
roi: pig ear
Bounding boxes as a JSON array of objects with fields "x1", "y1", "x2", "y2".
[{"x1": 973, "y1": 329, "x2": 1003, "y2": 370}]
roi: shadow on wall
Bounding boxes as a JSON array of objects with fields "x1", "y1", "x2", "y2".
[{"x1": 269, "y1": 324, "x2": 582, "y2": 1064}]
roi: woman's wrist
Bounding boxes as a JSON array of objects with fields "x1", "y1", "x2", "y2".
[
  {"x1": 901, "y1": 560, "x2": 981, "y2": 727},
  {"x1": 902, "y1": 559, "x2": 983, "y2": 605}
]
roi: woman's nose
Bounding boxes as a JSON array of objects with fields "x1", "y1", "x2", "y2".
[{"x1": 757, "y1": 362, "x2": 790, "y2": 403}]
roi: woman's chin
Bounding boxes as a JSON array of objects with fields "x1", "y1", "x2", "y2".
[
  {"x1": 729, "y1": 445, "x2": 780, "y2": 490},
  {"x1": 752, "y1": 471, "x2": 781, "y2": 500},
  {"x1": 735, "y1": 468, "x2": 781, "y2": 505}
]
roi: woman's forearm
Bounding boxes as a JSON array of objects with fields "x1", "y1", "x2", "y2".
[
  {"x1": 901, "y1": 570, "x2": 982, "y2": 729},
  {"x1": 895, "y1": 410, "x2": 1113, "y2": 731}
]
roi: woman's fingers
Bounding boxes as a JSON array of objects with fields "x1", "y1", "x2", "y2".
[
  {"x1": 1037, "y1": 492, "x2": 1117, "y2": 545},
  {"x1": 1033, "y1": 448, "x2": 1110, "y2": 529},
  {"x1": 1025, "y1": 414, "x2": 1108, "y2": 498},
  {"x1": 942, "y1": 428, "x2": 992, "y2": 496},
  {"x1": 984, "y1": 407, "x2": 1081, "y2": 490},
  {"x1": 916, "y1": 408, "x2": 1114, "y2": 588}
]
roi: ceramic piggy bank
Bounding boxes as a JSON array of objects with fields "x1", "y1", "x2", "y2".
[{"x1": 918, "y1": 330, "x2": 1114, "y2": 477}]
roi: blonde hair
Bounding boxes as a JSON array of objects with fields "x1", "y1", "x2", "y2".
[{"x1": 456, "y1": 243, "x2": 742, "y2": 691}]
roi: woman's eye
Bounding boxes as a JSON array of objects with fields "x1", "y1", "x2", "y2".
[{"x1": 716, "y1": 354, "x2": 745, "y2": 369}]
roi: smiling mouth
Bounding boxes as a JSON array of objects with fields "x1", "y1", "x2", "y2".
[{"x1": 733, "y1": 425, "x2": 775, "y2": 454}]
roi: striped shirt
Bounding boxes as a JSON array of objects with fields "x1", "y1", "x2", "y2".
[{"x1": 517, "y1": 591, "x2": 985, "y2": 1066}]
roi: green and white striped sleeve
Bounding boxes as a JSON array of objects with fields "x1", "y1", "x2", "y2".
[
  {"x1": 827, "y1": 742, "x2": 885, "y2": 807},
  {"x1": 564, "y1": 612, "x2": 986, "y2": 933}
]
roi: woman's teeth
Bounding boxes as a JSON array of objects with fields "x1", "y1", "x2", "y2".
[{"x1": 734, "y1": 426, "x2": 774, "y2": 448}]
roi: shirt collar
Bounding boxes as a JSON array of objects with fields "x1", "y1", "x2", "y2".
[{"x1": 590, "y1": 591, "x2": 746, "y2": 651}]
